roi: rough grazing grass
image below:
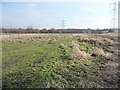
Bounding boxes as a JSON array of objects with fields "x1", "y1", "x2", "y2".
[{"x1": 2, "y1": 33, "x2": 119, "y2": 88}]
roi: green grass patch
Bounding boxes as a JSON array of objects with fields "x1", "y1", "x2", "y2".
[{"x1": 2, "y1": 34, "x2": 118, "y2": 88}]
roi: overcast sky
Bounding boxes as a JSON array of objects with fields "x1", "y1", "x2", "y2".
[{"x1": 1, "y1": 0, "x2": 118, "y2": 29}]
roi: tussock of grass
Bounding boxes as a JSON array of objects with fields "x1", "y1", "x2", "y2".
[
  {"x1": 91, "y1": 47, "x2": 105, "y2": 57},
  {"x1": 68, "y1": 41, "x2": 78, "y2": 48},
  {"x1": 70, "y1": 46, "x2": 87, "y2": 60},
  {"x1": 68, "y1": 41, "x2": 87, "y2": 60}
]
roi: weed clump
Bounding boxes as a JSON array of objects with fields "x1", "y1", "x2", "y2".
[
  {"x1": 105, "y1": 52, "x2": 113, "y2": 60},
  {"x1": 70, "y1": 47, "x2": 87, "y2": 60},
  {"x1": 59, "y1": 44, "x2": 65, "y2": 49},
  {"x1": 91, "y1": 48, "x2": 105, "y2": 57},
  {"x1": 69, "y1": 41, "x2": 87, "y2": 60},
  {"x1": 68, "y1": 41, "x2": 79, "y2": 48}
]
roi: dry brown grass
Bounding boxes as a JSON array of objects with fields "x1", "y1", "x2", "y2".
[
  {"x1": 70, "y1": 47, "x2": 87, "y2": 60},
  {"x1": 80, "y1": 34, "x2": 90, "y2": 41},
  {"x1": 68, "y1": 41, "x2": 79, "y2": 48},
  {"x1": 105, "y1": 52, "x2": 113, "y2": 59},
  {"x1": 79, "y1": 34, "x2": 116, "y2": 46},
  {"x1": 91, "y1": 47, "x2": 105, "y2": 57},
  {"x1": 69, "y1": 41, "x2": 87, "y2": 60},
  {"x1": 90, "y1": 47, "x2": 113, "y2": 59}
]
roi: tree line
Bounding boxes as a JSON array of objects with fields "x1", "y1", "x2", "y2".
[{"x1": 1, "y1": 27, "x2": 118, "y2": 34}]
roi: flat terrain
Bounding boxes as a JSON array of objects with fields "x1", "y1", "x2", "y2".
[{"x1": 2, "y1": 33, "x2": 119, "y2": 88}]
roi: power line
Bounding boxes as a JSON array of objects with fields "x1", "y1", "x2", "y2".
[
  {"x1": 118, "y1": 1, "x2": 120, "y2": 29},
  {"x1": 61, "y1": 20, "x2": 66, "y2": 29},
  {"x1": 110, "y1": 0, "x2": 117, "y2": 30},
  {"x1": 113, "y1": 0, "x2": 116, "y2": 29}
]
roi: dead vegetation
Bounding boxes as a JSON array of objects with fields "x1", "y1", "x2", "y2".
[
  {"x1": 79, "y1": 34, "x2": 117, "y2": 46},
  {"x1": 91, "y1": 47, "x2": 105, "y2": 57},
  {"x1": 68, "y1": 41, "x2": 112, "y2": 60},
  {"x1": 78, "y1": 34, "x2": 119, "y2": 54},
  {"x1": 90, "y1": 47, "x2": 113, "y2": 60},
  {"x1": 68, "y1": 41, "x2": 79, "y2": 48},
  {"x1": 69, "y1": 41, "x2": 87, "y2": 60},
  {"x1": 70, "y1": 46, "x2": 87, "y2": 60}
]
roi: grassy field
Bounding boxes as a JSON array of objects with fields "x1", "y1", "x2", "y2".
[{"x1": 2, "y1": 33, "x2": 119, "y2": 88}]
